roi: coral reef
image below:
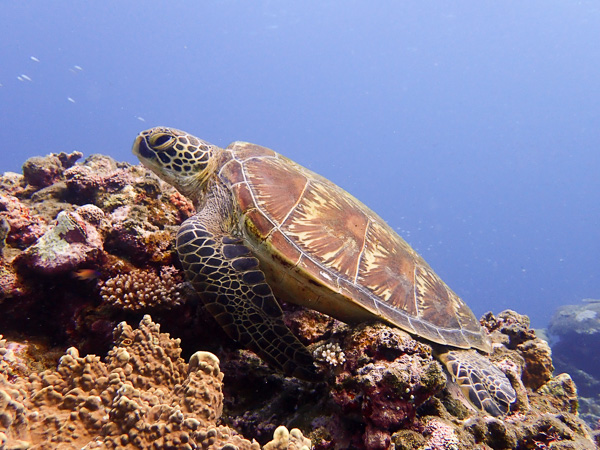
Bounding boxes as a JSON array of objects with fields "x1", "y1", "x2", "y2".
[
  {"x1": 548, "y1": 299, "x2": 600, "y2": 430},
  {"x1": 328, "y1": 324, "x2": 447, "y2": 447},
  {"x1": 220, "y1": 311, "x2": 596, "y2": 449},
  {"x1": 0, "y1": 151, "x2": 597, "y2": 449},
  {"x1": 0, "y1": 152, "x2": 194, "y2": 357},
  {"x1": 0, "y1": 315, "x2": 310, "y2": 449}
]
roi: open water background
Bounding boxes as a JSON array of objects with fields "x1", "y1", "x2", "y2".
[{"x1": 1, "y1": 1, "x2": 599, "y2": 327}]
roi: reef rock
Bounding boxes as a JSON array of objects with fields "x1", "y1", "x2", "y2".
[
  {"x1": 549, "y1": 299, "x2": 600, "y2": 431},
  {"x1": 16, "y1": 208, "x2": 105, "y2": 275}
]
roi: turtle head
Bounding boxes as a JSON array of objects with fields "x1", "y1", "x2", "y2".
[{"x1": 133, "y1": 127, "x2": 218, "y2": 199}]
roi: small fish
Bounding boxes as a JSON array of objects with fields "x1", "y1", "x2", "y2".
[
  {"x1": 72, "y1": 269, "x2": 101, "y2": 281},
  {"x1": 30, "y1": 56, "x2": 40, "y2": 62},
  {"x1": 21, "y1": 74, "x2": 32, "y2": 81},
  {"x1": 67, "y1": 97, "x2": 76, "y2": 103}
]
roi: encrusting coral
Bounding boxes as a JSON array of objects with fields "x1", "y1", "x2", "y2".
[
  {"x1": 0, "y1": 151, "x2": 598, "y2": 449},
  {"x1": 0, "y1": 315, "x2": 310, "y2": 449}
]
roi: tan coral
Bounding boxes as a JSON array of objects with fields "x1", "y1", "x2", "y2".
[
  {"x1": 0, "y1": 336, "x2": 31, "y2": 381},
  {"x1": 99, "y1": 266, "x2": 185, "y2": 311},
  {"x1": 0, "y1": 315, "x2": 310, "y2": 449},
  {"x1": 263, "y1": 425, "x2": 312, "y2": 450},
  {"x1": 518, "y1": 338, "x2": 554, "y2": 390}
]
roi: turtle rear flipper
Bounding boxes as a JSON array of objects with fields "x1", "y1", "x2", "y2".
[
  {"x1": 437, "y1": 349, "x2": 516, "y2": 416},
  {"x1": 177, "y1": 193, "x2": 319, "y2": 381}
]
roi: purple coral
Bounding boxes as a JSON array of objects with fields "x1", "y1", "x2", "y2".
[{"x1": 0, "y1": 149, "x2": 598, "y2": 449}]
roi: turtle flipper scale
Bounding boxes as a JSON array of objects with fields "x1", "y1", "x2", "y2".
[
  {"x1": 177, "y1": 209, "x2": 319, "y2": 381},
  {"x1": 438, "y1": 349, "x2": 516, "y2": 417}
]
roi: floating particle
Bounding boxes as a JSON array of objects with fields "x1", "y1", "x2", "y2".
[
  {"x1": 21, "y1": 74, "x2": 32, "y2": 81},
  {"x1": 30, "y1": 56, "x2": 40, "y2": 62},
  {"x1": 74, "y1": 65, "x2": 83, "y2": 71},
  {"x1": 136, "y1": 116, "x2": 146, "y2": 122},
  {"x1": 17, "y1": 76, "x2": 24, "y2": 81},
  {"x1": 67, "y1": 97, "x2": 76, "y2": 103}
]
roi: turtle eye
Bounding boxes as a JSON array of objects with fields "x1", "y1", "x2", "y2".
[{"x1": 149, "y1": 133, "x2": 175, "y2": 151}]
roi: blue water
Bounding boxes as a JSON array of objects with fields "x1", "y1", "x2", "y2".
[{"x1": 1, "y1": 1, "x2": 598, "y2": 327}]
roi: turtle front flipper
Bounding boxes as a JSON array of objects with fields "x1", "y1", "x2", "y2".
[
  {"x1": 437, "y1": 349, "x2": 516, "y2": 416},
  {"x1": 176, "y1": 196, "x2": 319, "y2": 381}
]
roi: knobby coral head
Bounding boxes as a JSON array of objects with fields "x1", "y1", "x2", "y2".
[{"x1": 0, "y1": 315, "x2": 311, "y2": 449}]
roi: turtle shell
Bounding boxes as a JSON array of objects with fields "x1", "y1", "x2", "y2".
[{"x1": 218, "y1": 141, "x2": 491, "y2": 353}]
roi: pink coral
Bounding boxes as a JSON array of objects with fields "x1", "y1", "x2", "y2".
[
  {"x1": 0, "y1": 261, "x2": 23, "y2": 300},
  {"x1": 63, "y1": 163, "x2": 103, "y2": 200},
  {"x1": 0, "y1": 150, "x2": 598, "y2": 449}
]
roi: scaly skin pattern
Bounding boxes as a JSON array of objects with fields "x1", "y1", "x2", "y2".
[
  {"x1": 132, "y1": 127, "x2": 517, "y2": 415},
  {"x1": 438, "y1": 349, "x2": 515, "y2": 415},
  {"x1": 176, "y1": 183, "x2": 318, "y2": 380}
]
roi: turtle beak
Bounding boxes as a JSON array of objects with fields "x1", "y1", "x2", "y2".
[{"x1": 132, "y1": 134, "x2": 156, "y2": 161}]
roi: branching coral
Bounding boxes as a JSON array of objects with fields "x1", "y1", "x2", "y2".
[
  {"x1": 313, "y1": 342, "x2": 346, "y2": 367},
  {"x1": 99, "y1": 266, "x2": 185, "y2": 311}
]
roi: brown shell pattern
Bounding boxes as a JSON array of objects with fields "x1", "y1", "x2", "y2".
[{"x1": 219, "y1": 142, "x2": 490, "y2": 352}]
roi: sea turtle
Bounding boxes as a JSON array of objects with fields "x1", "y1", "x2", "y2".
[{"x1": 133, "y1": 127, "x2": 516, "y2": 416}]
